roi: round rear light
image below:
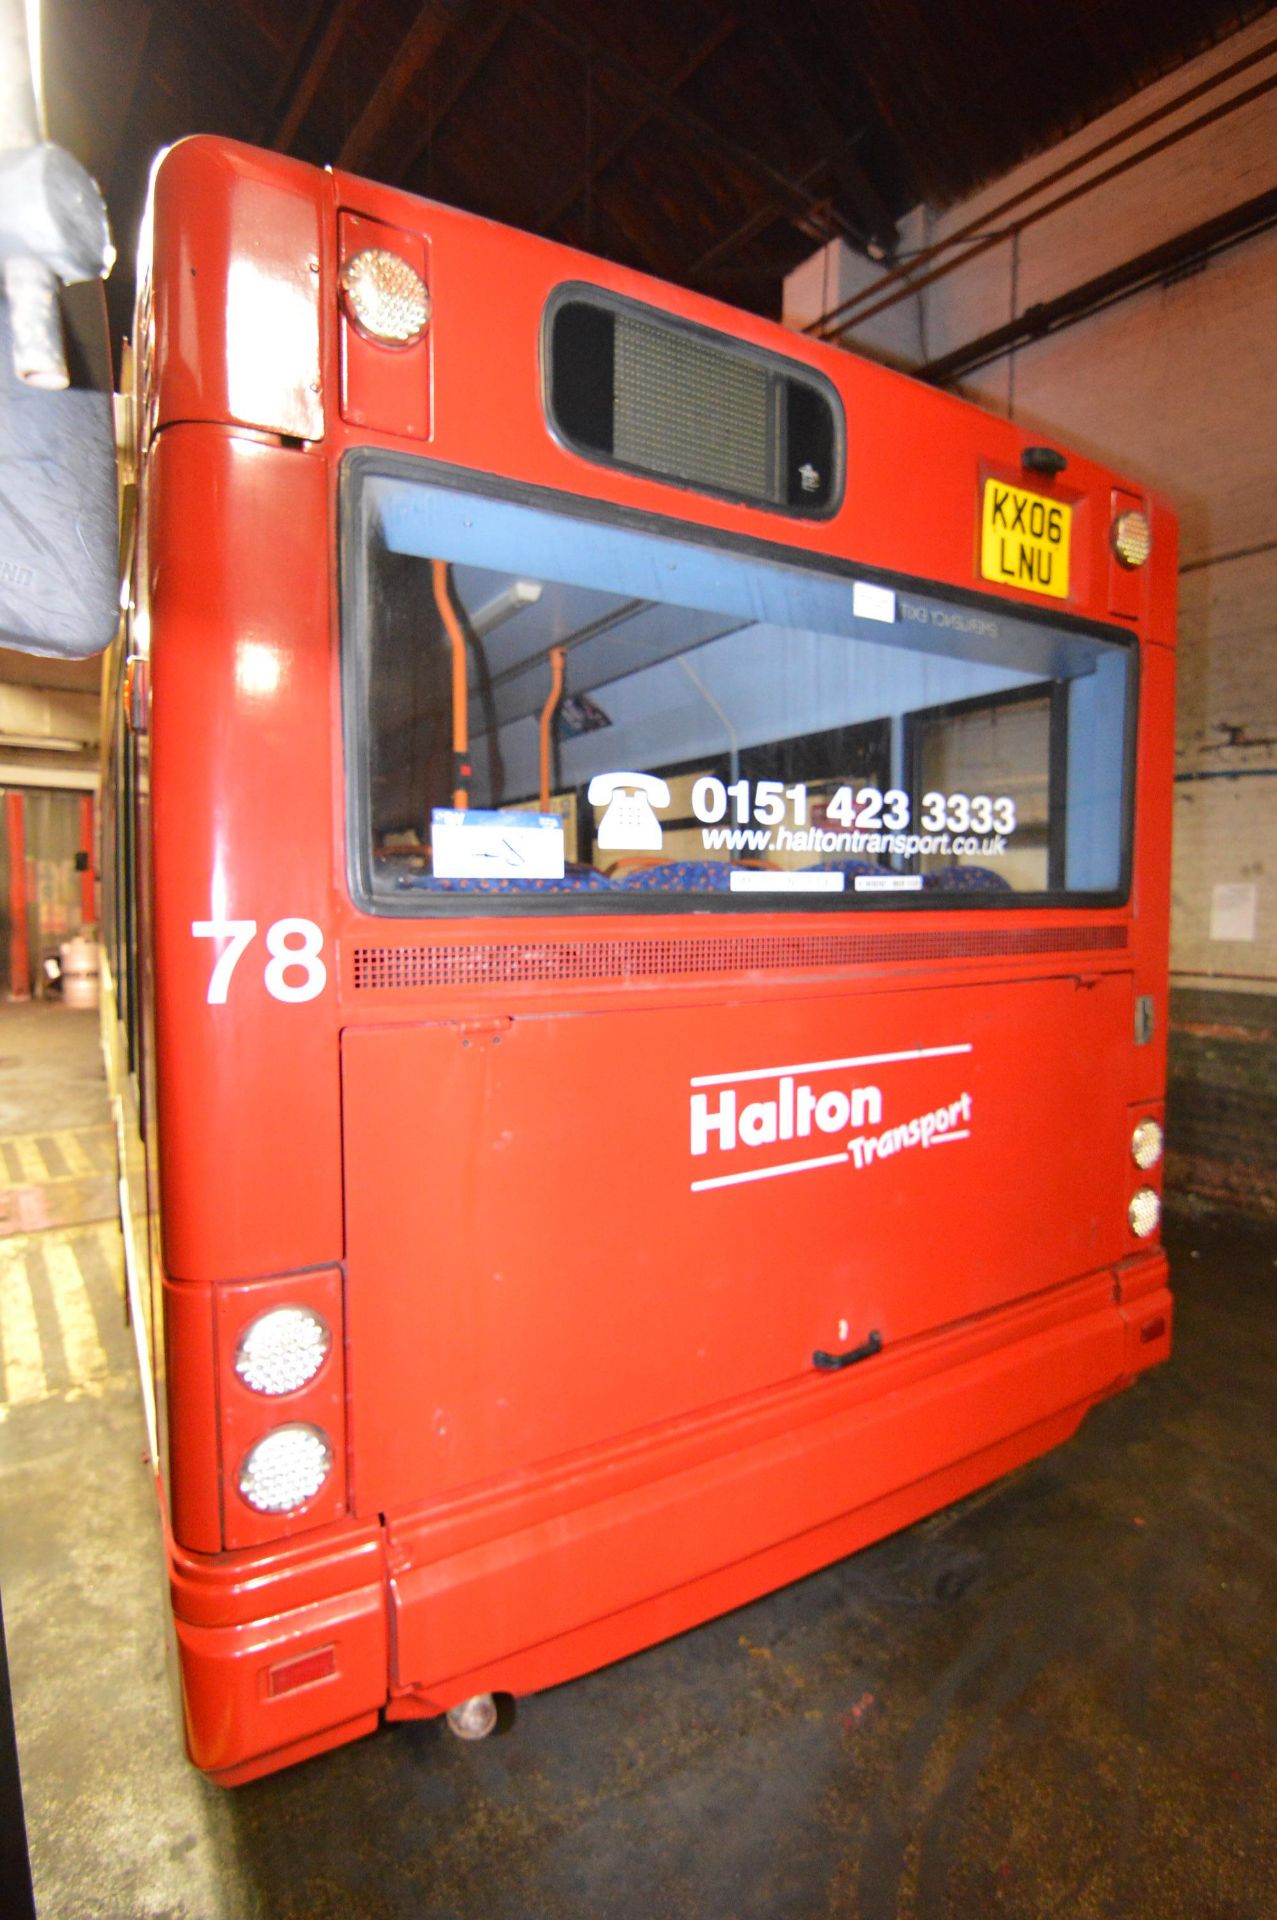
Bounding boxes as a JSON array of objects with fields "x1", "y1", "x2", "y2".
[
  {"x1": 339, "y1": 248, "x2": 431, "y2": 345},
  {"x1": 1128, "y1": 1187, "x2": 1161, "y2": 1239},
  {"x1": 238, "y1": 1424, "x2": 333, "y2": 1514},
  {"x1": 1112, "y1": 509, "x2": 1152, "y2": 569},
  {"x1": 234, "y1": 1305, "x2": 331, "y2": 1396},
  {"x1": 1131, "y1": 1119, "x2": 1164, "y2": 1171}
]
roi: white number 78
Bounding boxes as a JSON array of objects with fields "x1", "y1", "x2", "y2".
[{"x1": 192, "y1": 918, "x2": 327, "y2": 1005}]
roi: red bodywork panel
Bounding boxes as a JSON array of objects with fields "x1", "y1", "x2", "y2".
[
  {"x1": 123, "y1": 136, "x2": 1177, "y2": 1784},
  {"x1": 342, "y1": 973, "x2": 1131, "y2": 1511}
]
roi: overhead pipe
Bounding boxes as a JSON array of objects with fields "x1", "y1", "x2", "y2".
[
  {"x1": 921, "y1": 186, "x2": 1277, "y2": 386},
  {"x1": 5, "y1": 790, "x2": 30, "y2": 1002},
  {"x1": 808, "y1": 37, "x2": 1277, "y2": 341}
]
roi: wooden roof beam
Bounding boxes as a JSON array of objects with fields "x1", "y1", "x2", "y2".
[
  {"x1": 337, "y1": 0, "x2": 474, "y2": 175},
  {"x1": 534, "y1": 16, "x2": 738, "y2": 237},
  {"x1": 690, "y1": 156, "x2": 836, "y2": 277},
  {"x1": 521, "y1": 1, "x2": 846, "y2": 241},
  {"x1": 386, "y1": 1, "x2": 515, "y2": 189},
  {"x1": 741, "y1": 0, "x2": 899, "y2": 259},
  {"x1": 581, "y1": 182, "x2": 690, "y2": 285},
  {"x1": 271, "y1": 0, "x2": 361, "y2": 152}
]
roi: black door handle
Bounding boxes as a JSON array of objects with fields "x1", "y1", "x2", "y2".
[{"x1": 813, "y1": 1329, "x2": 882, "y2": 1372}]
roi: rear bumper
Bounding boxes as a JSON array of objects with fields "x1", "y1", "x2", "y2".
[
  {"x1": 167, "y1": 1517, "x2": 389, "y2": 1785},
  {"x1": 387, "y1": 1263, "x2": 1171, "y2": 1711},
  {"x1": 168, "y1": 1255, "x2": 1171, "y2": 1783}
]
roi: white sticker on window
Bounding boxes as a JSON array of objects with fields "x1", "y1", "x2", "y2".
[
  {"x1": 855, "y1": 873, "x2": 924, "y2": 893},
  {"x1": 852, "y1": 581, "x2": 896, "y2": 623},
  {"x1": 431, "y1": 809, "x2": 565, "y2": 880},
  {"x1": 728, "y1": 872, "x2": 845, "y2": 893},
  {"x1": 587, "y1": 772, "x2": 671, "y2": 851}
]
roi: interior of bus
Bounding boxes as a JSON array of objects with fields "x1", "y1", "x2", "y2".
[{"x1": 344, "y1": 470, "x2": 1133, "y2": 910}]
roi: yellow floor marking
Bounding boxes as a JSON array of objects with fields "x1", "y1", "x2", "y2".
[
  {"x1": 0, "y1": 1123, "x2": 114, "y2": 1137},
  {"x1": 13, "y1": 1138, "x2": 50, "y2": 1184},
  {"x1": 55, "y1": 1131, "x2": 99, "y2": 1178},
  {"x1": 45, "y1": 1235, "x2": 110, "y2": 1385},
  {"x1": 93, "y1": 1219, "x2": 126, "y2": 1292},
  {"x1": 0, "y1": 1247, "x2": 49, "y2": 1405},
  {"x1": 0, "y1": 1127, "x2": 116, "y2": 1187}
]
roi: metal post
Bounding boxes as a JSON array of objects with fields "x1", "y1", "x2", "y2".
[
  {"x1": 5, "y1": 789, "x2": 30, "y2": 1000},
  {"x1": 79, "y1": 790, "x2": 94, "y2": 926}
]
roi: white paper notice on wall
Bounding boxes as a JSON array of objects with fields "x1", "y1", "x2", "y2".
[{"x1": 1209, "y1": 881, "x2": 1258, "y2": 942}]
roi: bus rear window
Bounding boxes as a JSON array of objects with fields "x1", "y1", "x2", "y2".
[{"x1": 342, "y1": 464, "x2": 1134, "y2": 914}]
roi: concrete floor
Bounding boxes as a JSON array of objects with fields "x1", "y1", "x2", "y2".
[{"x1": 2, "y1": 1001, "x2": 1276, "y2": 1920}]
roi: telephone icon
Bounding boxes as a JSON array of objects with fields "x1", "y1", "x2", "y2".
[{"x1": 587, "y1": 771, "x2": 671, "y2": 851}]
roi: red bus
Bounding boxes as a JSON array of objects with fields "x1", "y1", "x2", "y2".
[{"x1": 100, "y1": 135, "x2": 1175, "y2": 1786}]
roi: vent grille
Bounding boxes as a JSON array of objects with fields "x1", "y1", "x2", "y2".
[
  {"x1": 546, "y1": 288, "x2": 842, "y2": 515},
  {"x1": 614, "y1": 313, "x2": 771, "y2": 498},
  {"x1": 352, "y1": 924, "x2": 1128, "y2": 991}
]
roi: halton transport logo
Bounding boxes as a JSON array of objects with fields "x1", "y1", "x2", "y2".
[{"x1": 688, "y1": 1043, "x2": 974, "y2": 1193}]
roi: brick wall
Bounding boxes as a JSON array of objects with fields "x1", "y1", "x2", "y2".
[
  {"x1": 1168, "y1": 987, "x2": 1277, "y2": 1217},
  {"x1": 785, "y1": 19, "x2": 1277, "y2": 1216}
]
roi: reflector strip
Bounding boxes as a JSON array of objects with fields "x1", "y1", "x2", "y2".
[{"x1": 267, "y1": 1645, "x2": 337, "y2": 1696}]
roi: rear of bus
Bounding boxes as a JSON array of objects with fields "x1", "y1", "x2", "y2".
[{"x1": 126, "y1": 137, "x2": 1174, "y2": 1783}]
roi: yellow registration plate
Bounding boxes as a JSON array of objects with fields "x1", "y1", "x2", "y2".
[{"x1": 980, "y1": 479, "x2": 1071, "y2": 600}]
